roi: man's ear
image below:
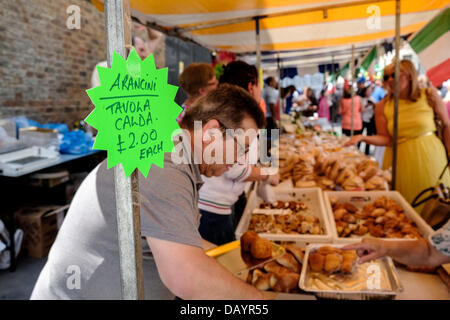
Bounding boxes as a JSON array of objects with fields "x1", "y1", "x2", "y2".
[
  {"x1": 247, "y1": 82, "x2": 254, "y2": 96},
  {"x1": 202, "y1": 119, "x2": 221, "y2": 143}
]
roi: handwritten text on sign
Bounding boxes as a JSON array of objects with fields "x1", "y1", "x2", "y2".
[{"x1": 85, "y1": 49, "x2": 181, "y2": 177}]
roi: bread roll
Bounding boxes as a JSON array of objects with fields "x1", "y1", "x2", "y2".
[{"x1": 263, "y1": 261, "x2": 291, "y2": 276}]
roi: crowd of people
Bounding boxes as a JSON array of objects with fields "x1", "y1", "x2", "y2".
[{"x1": 29, "y1": 26, "x2": 450, "y2": 299}]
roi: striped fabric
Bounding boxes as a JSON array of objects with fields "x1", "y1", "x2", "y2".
[
  {"x1": 409, "y1": 7, "x2": 450, "y2": 87},
  {"x1": 93, "y1": 0, "x2": 448, "y2": 55}
]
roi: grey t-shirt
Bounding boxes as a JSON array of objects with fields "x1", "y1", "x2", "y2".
[{"x1": 31, "y1": 152, "x2": 203, "y2": 299}]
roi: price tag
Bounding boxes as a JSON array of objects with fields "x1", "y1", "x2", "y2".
[{"x1": 86, "y1": 48, "x2": 181, "y2": 177}]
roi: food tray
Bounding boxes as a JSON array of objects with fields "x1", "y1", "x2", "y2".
[
  {"x1": 323, "y1": 191, "x2": 434, "y2": 244},
  {"x1": 299, "y1": 243, "x2": 403, "y2": 300},
  {"x1": 235, "y1": 188, "x2": 332, "y2": 243}
]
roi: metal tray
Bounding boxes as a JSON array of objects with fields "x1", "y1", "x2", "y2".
[
  {"x1": 235, "y1": 188, "x2": 333, "y2": 243},
  {"x1": 299, "y1": 243, "x2": 404, "y2": 300}
]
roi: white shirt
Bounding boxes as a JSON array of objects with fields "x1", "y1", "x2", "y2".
[
  {"x1": 90, "y1": 60, "x2": 108, "y2": 88},
  {"x1": 263, "y1": 86, "x2": 278, "y2": 117},
  {"x1": 198, "y1": 164, "x2": 252, "y2": 215}
]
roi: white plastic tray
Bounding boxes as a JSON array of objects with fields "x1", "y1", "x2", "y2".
[
  {"x1": 235, "y1": 188, "x2": 333, "y2": 243},
  {"x1": 323, "y1": 191, "x2": 434, "y2": 244}
]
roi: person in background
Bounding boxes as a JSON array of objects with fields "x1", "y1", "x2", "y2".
[
  {"x1": 371, "y1": 79, "x2": 386, "y2": 103},
  {"x1": 262, "y1": 76, "x2": 279, "y2": 133},
  {"x1": 301, "y1": 87, "x2": 319, "y2": 117},
  {"x1": 198, "y1": 61, "x2": 280, "y2": 245},
  {"x1": 90, "y1": 28, "x2": 163, "y2": 88},
  {"x1": 283, "y1": 85, "x2": 298, "y2": 115},
  {"x1": 177, "y1": 63, "x2": 218, "y2": 123},
  {"x1": 318, "y1": 89, "x2": 330, "y2": 121},
  {"x1": 345, "y1": 60, "x2": 450, "y2": 213},
  {"x1": 338, "y1": 88, "x2": 363, "y2": 137},
  {"x1": 361, "y1": 85, "x2": 377, "y2": 155},
  {"x1": 444, "y1": 82, "x2": 450, "y2": 119},
  {"x1": 345, "y1": 219, "x2": 450, "y2": 266},
  {"x1": 356, "y1": 77, "x2": 366, "y2": 97}
]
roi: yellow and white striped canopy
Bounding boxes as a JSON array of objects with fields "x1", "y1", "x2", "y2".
[{"x1": 93, "y1": 0, "x2": 448, "y2": 53}]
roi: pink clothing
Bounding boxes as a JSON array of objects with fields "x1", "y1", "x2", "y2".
[
  {"x1": 340, "y1": 97, "x2": 363, "y2": 131},
  {"x1": 318, "y1": 97, "x2": 330, "y2": 120},
  {"x1": 177, "y1": 102, "x2": 191, "y2": 124}
]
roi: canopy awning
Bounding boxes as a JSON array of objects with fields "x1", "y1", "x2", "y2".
[{"x1": 93, "y1": 0, "x2": 448, "y2": 53}]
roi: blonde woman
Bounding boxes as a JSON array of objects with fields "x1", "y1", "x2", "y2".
[{"x1": 346, "y1": 60, "x2": 450, "y2": 214}]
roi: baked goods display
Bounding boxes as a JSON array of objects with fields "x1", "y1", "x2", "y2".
[
  {"x1": 248, "y1": 201, "x2": 324, "y2": 235},
  {"x1": 329, "y1": 196, "x2": 421, "y2": 239},
  {"x1": 308, "y1": 246, "x2": 358, "y2": 274},
  {"x1": 243, "y1": 240, "x2": 305, "y2": 293},
  {"x1": 277, "y1": 134, "x2": 391, "y2": 191},
  {"x1": 304, "y1": 245, "x2": 393, "y2": 293}
]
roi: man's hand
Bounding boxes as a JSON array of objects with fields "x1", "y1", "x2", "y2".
[
  {"x1": 343, "y1": 238, "x2": 388, "y2": 264},
  {"x1": 266, "y1": 173, "x2": 280, "y2": 186}
]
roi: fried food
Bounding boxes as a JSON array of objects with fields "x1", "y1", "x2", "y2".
[
  {"x1": 240, "y1": 231, "x2": 259, "y2": 252},
  {"x1": 309, "y1": 253, "x2": 325, "y2": 272},
  {"x1": 324, "y1": 253, "x2": 342, "y2": 273},
  {"x1": 250, "y1": 237, "x2": 273, "y2": 259}
]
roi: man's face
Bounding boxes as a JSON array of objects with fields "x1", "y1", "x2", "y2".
[
  {"x1": 134, "y1": 37, "x2": 149, "y2": 60},
  {"x1": 199, "y1": 76, "x2": 218, "y2": 97},
  {"x1": 200, "y1": 116, "x2": 258, "y2": 177}
]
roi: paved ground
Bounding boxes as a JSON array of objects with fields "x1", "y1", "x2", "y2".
[{"x1": 0, "y1": 250, "x2": 174, "y2": 300}]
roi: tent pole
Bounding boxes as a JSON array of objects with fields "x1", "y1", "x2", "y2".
[
  {"x1": 105, "y1": 0, "x2": 145, "y2": 300},
  {"x1": 350, "y1": 44, "x2": 355, "y2": 137},
  {"x1": 255, "y1": 17, "x2": 261, "y2": 77},
  {"x1": 392, "y1": 0, "x2": 401, "y2": 190},
  {"x1": 277, "y1": 51, "x2": 283, "y2": 125}
]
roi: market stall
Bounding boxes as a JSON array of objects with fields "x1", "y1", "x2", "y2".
[{"x1": 90, "y1": 0, "x2": 450, "y2": 300}]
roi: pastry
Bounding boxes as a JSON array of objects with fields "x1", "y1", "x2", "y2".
[
  {"x1": 276, "y1": 253, "x2": 301, "y2": 273},
  {"x1": 250, "y1": 237, "x2": 273, "y2": 259},
  {"x1": 284, "y1": 244, "x2": 305, "y2": 265},
  {"x1": 263, "y1": 261, "x2": 291, "y2": 276},
  {"x1": 271, "y1": 273, "x2": 300, "y2": 293},
  {"x1": 308, "y1": 253, "x2": 325, "y2": 272},
  {"x1": 324, "y1": 253, "x2": 342, "y2": 273},
  {"x1": 240, "y1": 231, "x2": 259, "y2": 252}
]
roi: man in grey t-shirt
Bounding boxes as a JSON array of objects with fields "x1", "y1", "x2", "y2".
[{"x1": 31, "y1": 84, "x2": 267, "y2": 300}]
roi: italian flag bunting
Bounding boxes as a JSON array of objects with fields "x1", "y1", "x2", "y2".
[{"x1": 409, "y1": 7, "x2": 450, "y2": 87}]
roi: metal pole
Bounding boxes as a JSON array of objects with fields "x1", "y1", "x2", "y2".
[
  {"x1": 350, "y1": 44, "x2": 355, "y2": 136},
  {"x1": 277, "y1": 52, "x2": 283, "y2": 124},
  {"x1": 255, "y1": 17, "x2": 261, "y2": 76},
  {"x1": 105, "y1": 0, "x2": 145, "y2": 300},
  {"x1": 392, "y1": 0, "x2": 401, "y2": 190}
]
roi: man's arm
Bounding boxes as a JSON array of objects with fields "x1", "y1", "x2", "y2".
[{"x1": 146, "y1": 237, "x2": 264, "y2": 299}]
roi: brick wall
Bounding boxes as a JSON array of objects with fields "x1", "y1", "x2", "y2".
[{"x1": 0, "y1": 0, "x2": 165, "y2": 127}]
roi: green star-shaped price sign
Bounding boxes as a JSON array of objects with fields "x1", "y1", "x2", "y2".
[{"x1": 85, "y1": 48, "x2": 181, "y2": 178}]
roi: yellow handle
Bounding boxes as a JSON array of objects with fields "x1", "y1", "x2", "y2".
[{"x1": 205, "y1": 240, "x2": 241, "y2": 258}]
